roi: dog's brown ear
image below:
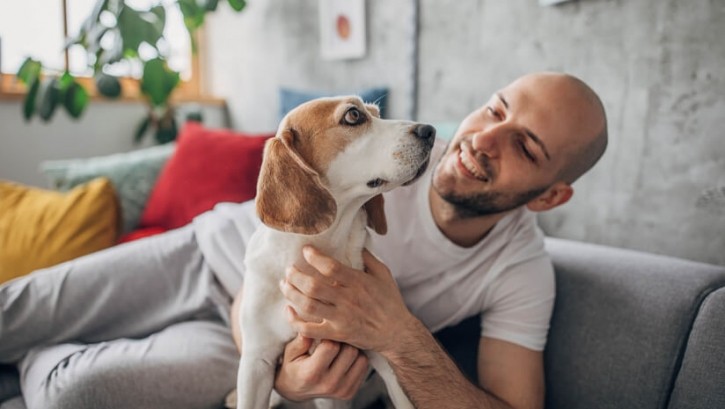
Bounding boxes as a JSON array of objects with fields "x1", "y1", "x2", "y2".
[
  {"x1": 256, "y1": 129, "x2": 337, "y2": 235},
  {"x1": 365, "y1": 103, "x2": 381, "y2": 118},
  {"x1": 364, "y1": 194, "x2": 387, "y2": 235}
]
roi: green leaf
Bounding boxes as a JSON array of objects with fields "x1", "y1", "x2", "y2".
[
  {"x1": 227, "y1": 0, "x2": 246, "y2": 12},
  {"x1": 17, "y1": 58, "x2": 42, "y2": 85},
  {"x1": 95, "y1": 72, "x2": 122, "y2": 98},
  {"x1": 150, "y1": 5, "x2": 166, "y2": 34},
  {"x1": 22, "y1": 78, "x2": 40, "y2": 121},
  {"x1": 134, "y1": 114, "x2": 152, "y2": 144},
  {"x1": 57, "y1": 72, "x2": 75, "y2": 92},
  {"x1": 140, "y1": 58, "x2": 180, "y2": 107},
  {"x1": 204, "y1": 0, "x2": 220, "y2": 12},
  {"x1": 63, "y1": 82, "x2": 89, "y2": 119},
  {"x1": 117, "y1": 5, "x2": 164, "y2": 53},
  {"x1": 178, "y1": 0, "x2": 205, "y2": 32},
  {"x1": 37, "y1": 78, "x2": 61, "y2": 121}
]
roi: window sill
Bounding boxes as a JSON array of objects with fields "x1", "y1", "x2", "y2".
[{"x1": 0, "y1": 75, "x2": 226, "y2": 107}]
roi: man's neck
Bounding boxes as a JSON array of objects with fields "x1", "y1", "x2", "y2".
[{"x1": 428, "y1": 188, "x2": 510, "y2": 248}]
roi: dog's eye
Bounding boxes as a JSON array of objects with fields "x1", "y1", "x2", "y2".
[
  {"x1": 342, "y1": 107, "x2": 366, "y2": 125},
  {"x1": 366, "y1": 178, "x2": 386, "y2": 188}
]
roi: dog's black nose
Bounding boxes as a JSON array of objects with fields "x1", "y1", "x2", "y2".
[{"x1": 413, "y1": 124, "x2": 436, "y2": 142}]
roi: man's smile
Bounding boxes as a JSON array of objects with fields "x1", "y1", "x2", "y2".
[{"x1": 455, "y1": 140, "x2": 491, "y2": 183}]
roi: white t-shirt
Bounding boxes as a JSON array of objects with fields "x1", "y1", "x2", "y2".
[{"x1": 193, "y1": 139, "x2": 555, "y2": 351}]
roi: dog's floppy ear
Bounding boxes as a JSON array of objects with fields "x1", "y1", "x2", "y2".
[
  {"x1": 256, "y1": 129, "x2": 337, "y2": 235},
  {"x1": 364, "y1": 194, "x2": 387, "y2": 235},
  {"x1": 365, "y1": 103, "x2": 381, "y2": 118}
]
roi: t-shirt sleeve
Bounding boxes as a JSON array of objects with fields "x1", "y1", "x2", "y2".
[{"x1": 480, "y1": 255, "x2": 556, "y2": 351}]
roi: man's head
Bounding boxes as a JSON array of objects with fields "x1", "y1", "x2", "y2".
[{"x1": 432, "y1": 72, "x2": 608, "y2": 218}]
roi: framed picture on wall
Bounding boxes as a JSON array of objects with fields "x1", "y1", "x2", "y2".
[{"x1": 319, "y1": 0, "x2": 366, "y2": 60}]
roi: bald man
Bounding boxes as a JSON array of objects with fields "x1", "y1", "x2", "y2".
[{"x1": 274, "y1": 72, "x2": 608, "y2": 409}]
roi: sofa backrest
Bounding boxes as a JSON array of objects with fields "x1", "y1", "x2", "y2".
[{"x1": 544, "y1": 238, "x2": 725, "y2": 409}]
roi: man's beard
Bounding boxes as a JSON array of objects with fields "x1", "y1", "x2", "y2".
[{"x1": 435, "y1": 183, "x2": 549, "y2": 219}]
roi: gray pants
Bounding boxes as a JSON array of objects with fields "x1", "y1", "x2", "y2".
[{"x1": 0, "y1": 226, "x2": 239, "y2": 409}]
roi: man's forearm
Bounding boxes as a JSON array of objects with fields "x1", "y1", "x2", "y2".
[{"x1": 382, "y1": 317, "x2": 512, "y2": 409}]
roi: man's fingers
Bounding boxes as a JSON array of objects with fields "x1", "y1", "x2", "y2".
[
  {"x1": 285, "y1": 306, "x2": 335, "y2": 340},
  {"x1": 283, "y1": 334, "x2": 313, "y2": 362},
  {"x1": 280, "y1": 279, "x2": 335, "y2": 322},
  {"x1": 303, "y1": 246, "x2": 349, "y2": 283},
  {"x1": 285, "y1": 265, "x2": 338, "y2": 304},
  {"x1": 341, "y1": 353, "x2": 370, "y2": 398},
  {"x1": 362, "y1": 249, "x2": 388, "y2": 277},
  {"x1": 328, "y1": 344, "x2": 361, "y2": 375}
]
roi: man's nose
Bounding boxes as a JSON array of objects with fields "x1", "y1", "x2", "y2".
[{"x1": 471, "y1": 126, "x2": 502, "y2": 158}]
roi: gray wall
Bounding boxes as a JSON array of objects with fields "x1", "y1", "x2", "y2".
[
  {"x1": 205, "y1": 0, "x2": 725, "y2": 265},
  {"x1": 0, "y1": 101, "x2": 228, "y2": 188}
]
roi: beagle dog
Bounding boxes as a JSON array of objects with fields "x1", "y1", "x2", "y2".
[{"x1": 233, "y1": 96, "x2": 435, "y2": 409}]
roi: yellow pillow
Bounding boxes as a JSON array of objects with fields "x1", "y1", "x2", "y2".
[{"x1": 0, "y1": 178, "x2": 120, "y2": 284}]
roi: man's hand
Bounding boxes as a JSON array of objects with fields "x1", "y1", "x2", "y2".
[
  {"x1": 279, "y1": 245, "x2": 417, "y2": 354},
  {"x1": 274, "y1": 334, "x2": 369, "y2": 401}
]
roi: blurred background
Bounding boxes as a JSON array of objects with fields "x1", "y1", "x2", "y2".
[{"x1": 1, "y1": 0, "x2": 724, "y2": 265}]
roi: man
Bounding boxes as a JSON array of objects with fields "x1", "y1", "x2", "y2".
[
  {"x1": 0, "y1": 72, "x2": 606, "y2": 409},
  {"x1": 270, "y1": 71, "x2": 608, "y2": 408}
]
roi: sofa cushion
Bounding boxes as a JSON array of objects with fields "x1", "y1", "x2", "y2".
[
  {"x1": 279, "y1": 87, "x2": 389, "y2": 120},
  {"x1": 668, "y1": 287, "x2": 725, "y2": 409},
  {"x1": 543, "y1": 238, "x2": 725, "y2": 409},
  {"x1": 0, "y1": 178, "x2": 120, "y2": 284},
  {"x1": 40, "y1": 143, "x2": 176, "y2": 235},
  {"x1": 139, "y1": 122, "x2": 272, "y2": 231}
]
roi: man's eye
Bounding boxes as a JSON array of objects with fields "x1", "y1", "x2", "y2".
[
  {"x1": 519, "y1": 140, "x2": 536, "y2": 163},
  {"x1": 342, "y1": 107, "x2": 365, "y2": 125},
  {"x1": 486, "y1": 107, "x2": 502, "y2": 120}
]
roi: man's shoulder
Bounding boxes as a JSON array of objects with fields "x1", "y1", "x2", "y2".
[{"x1": 495, "y1": 208, "x2": 551, "y2": 271}]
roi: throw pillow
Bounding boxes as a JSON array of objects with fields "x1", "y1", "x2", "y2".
[
  {"x1": 40, "y1": 143, "x2": 176, "y2": 235},
  {"x1": 139, "y1": 122, "x2": 272, "y2": 231},
  {"x1": 279, "y1": 87, "x2": 389, "y2": 121},
  {"x1": 0, "y1": 178, "x2": 120, "y2": 284}
]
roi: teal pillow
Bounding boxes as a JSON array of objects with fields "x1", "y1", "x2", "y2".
[
  {"x1": 40, "y1": 143, "x2": 176, "y2": 235},
  {"x1": 279, "y1": 87, "x2": 389, "y2": 121}
]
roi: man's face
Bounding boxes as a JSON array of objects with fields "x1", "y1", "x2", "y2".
[{"x1": 432, "y1": 74, "x2": 595, "y2": 217}]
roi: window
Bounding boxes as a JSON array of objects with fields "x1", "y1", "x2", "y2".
[{"x1": 0, "y1": 0, "x2": 201, "y2": 100}]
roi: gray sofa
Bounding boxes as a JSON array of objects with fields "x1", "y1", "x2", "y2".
[{"x1": 2, "y1": 237, "x2": 725, "y2": 408}]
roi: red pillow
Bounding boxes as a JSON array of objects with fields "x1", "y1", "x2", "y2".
[{"x1": 139, "y1": 122, "x2": 272, "y2": 230}]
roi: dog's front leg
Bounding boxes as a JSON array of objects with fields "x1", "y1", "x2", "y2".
[
  {"x1": 236, "y1": 341, "x2": 285, "y2": 409},
  {"x1": 367, "y1": 351, "x2": 414, "y2": 409}
]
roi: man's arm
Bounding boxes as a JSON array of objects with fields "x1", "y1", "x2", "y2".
[{"x1": 280, "y1": 246, "x2": 545, "y2": 409}]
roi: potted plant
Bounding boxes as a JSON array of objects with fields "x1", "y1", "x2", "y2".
[{"x1": 15, "y1": 0, "x2": 246, "y2": 144}]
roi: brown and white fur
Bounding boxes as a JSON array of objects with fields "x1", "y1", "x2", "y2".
[{"x1": 233, "y1": 96, "x2": 434, "y2": 409}]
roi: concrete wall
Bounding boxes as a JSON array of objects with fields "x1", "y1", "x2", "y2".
[{"x1": 205, "y1": 0, "x2": 725, "y2": 265}]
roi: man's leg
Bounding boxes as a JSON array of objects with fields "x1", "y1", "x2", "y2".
[
  {"x1": 0, "y1": 225, "x2": 231, "y2": 363},
  {"x1": 19, "y1": 319, "x2": 238, "y2": 409}
]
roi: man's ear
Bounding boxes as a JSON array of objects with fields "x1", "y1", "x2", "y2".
[{"x1": 526, "y1": 182, "x2": 573, "y2": 212}]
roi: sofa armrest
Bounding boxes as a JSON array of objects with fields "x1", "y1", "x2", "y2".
[
  {"x1": 667, "y1": 287, "x2": 725, "y2": 408},
  {"x1": 543, "y1": 237, "x2": 725, "y2": 409}
]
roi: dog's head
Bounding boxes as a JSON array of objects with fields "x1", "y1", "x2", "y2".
[{"x1": 256, "y1": 96, "x2": 435, "y2": 236}]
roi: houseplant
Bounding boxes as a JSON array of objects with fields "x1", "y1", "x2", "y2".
[{"x1": 15, "y1": 0, "x2": 246, "y2": 144}]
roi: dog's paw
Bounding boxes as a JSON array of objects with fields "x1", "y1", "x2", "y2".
[{"x1": 224, "y1": 389, "x2": 237, "y2": 409}]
